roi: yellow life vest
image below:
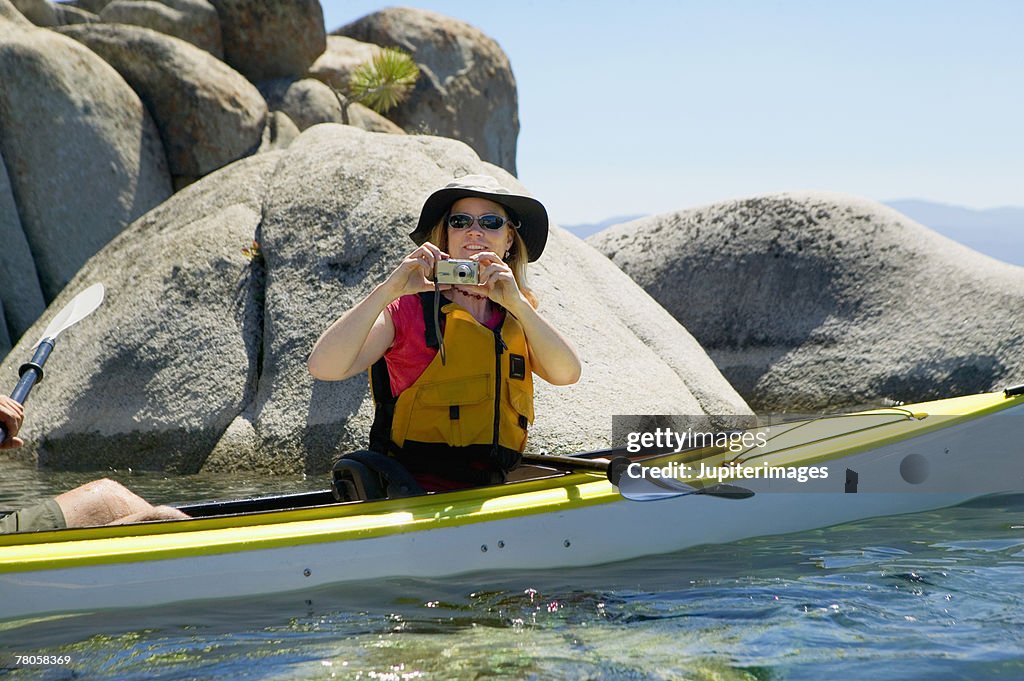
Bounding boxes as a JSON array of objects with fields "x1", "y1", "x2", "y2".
[{"x1": 368, "y1": 293, "x2": 534, "y2": 474}]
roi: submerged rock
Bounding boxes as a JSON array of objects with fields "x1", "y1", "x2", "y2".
[
  {"x1": 590, "y1": 192, "x2": 1024, "y2": 410},
  {"x1": 2, "y1": 126, "x2": 750, "y2": 474}
]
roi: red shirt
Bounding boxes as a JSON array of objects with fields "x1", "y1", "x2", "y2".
[{"x1": 384, "y1": 294, "x2": 505, "y2": 397}]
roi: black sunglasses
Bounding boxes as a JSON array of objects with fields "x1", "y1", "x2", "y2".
[{"x1": 446, "y1": 213, "x2": 514, "y2": 231}]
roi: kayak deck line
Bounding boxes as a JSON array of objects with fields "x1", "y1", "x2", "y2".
[
  {"x1": 0, "y1": 468, "x2": 602, "y2": 548},
  {"x1": 1, "y1": 391, "x2": 1020, "y2": 574},
  {"x1": 733, "y1": 410, "x2": 919, "y2": 464},
  {"x1": 741, "y1": 392, "x2": 1023, "y2": 465},
  {"x1": 0, "y1": 473, "x2": 617, "y2": 573},
  {"x1": 621, "y1": 392, "x2": 1023, "y2": 486}
]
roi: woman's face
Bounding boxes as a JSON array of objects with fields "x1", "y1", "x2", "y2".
[{"x1": 446, "y1": 197, "x2": 515, "y2": 260}]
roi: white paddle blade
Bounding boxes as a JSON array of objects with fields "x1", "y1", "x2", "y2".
[
  {"x1": 616, "y1": 474, "x2": 701, "y2": 502},
  {"x1": 617, "y1": 472, "x2": 756, "y2": 502},
  {"x1": 33, "y1": 283, "x2": 105, "y2": 348}
]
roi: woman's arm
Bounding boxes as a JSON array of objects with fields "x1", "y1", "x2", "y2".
[
  {"x1": 307, "y1": 284, "x2": 397, "y2": 381},
  {"x1": 506, "y1": 300, "x2": 582, "y2": 386},
  {"x1": 473, "y1": 253, "x2": 581, "y2": 386},
  {"x1": 308, "y1": 242, "x2": 449, "y2": 381}
]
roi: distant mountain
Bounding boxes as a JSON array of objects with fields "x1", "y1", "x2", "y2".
[
  {"x1": 562, "y1": 215, "x2": 646, "y2": 239},
  {"x1": 884, "y1": 200, "x2": 1024, "y2": 266}
]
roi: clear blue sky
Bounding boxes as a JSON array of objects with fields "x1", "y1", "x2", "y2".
[{"x1": 321, "y1": 1, "x2": 1023, "y2": 226}]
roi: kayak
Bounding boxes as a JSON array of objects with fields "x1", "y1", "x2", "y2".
[{"x1": 1, "y1": 389, "x2": 1022, "y2": 622}]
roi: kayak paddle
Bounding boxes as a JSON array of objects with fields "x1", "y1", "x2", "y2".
[
  {"x1": 0, "y1": 283, "x2": 105, "y2": 446},
  {"x1": 615, "y1": 473, "x2": 755, "y2": 501}
]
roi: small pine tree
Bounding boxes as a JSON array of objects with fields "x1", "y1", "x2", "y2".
[{"x1": 332, "y1": 48, "x2": 419, "y2": 124}]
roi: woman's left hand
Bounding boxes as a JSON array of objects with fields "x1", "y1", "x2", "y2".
[{"x1": 462, "y1": 252, "x2": 525, "y2": 311}]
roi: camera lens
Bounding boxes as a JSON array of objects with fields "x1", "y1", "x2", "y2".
[{"x1": 455, "y1": 264, "x2": 471, "y2": 278}]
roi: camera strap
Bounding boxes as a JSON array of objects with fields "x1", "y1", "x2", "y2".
[{"x1": 433, "y1": 281, "x2": 446, "y2": 365}]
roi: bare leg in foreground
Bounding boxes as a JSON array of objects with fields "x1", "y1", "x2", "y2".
[{"x1": 55, "y1": 478, "x2": 189, "y2": 527}]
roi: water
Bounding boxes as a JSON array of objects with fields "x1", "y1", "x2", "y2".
[{"x1": 2, "y1": 459, "x2": 1024, "y2": 680}]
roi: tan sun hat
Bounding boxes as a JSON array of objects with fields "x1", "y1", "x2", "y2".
[{"x1": 410, "y1": 174, "x2": 549, "y2": 261}]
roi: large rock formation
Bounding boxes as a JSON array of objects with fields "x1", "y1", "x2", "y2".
[
  {"x1": 58, "y1": 23, "x2": 266, "y2": 180},
  {"x1": 210, "y1": 0, "x2": 325, "y2": 82},
  {"x1": 335, "y1": 7, "x2": 519, "y2": 175},
  {"x1": 257, "y1": 77, "x2": 342, "y2": 131},
  {"x1": 99, "y1": 0, "x2": 223, "y2": 57},
  {"x1": 307, "y1": 34, "x2": 381, "y2": 92},
  {"x1": 52, "y1": 3, "x2": 98, "y2": 25},
  {"x1": 0, "y1": 149, "x2": 45, "y2": 355},
  {"x1": 0, "y1": 301, "x2": 9, "y2": 353},
  {"x1": 66, "y1": 0, "x2": 113, "y2": 12},
  {"x1": 9, "y1": 0, "x2": 55, "y2": 25},
  {"x1": 2, "y1": 126, "x2": 750, "y2": 474},
  {"x1": 345, "y1": 102, "x2": 404, "y2": 135},
  {"x1": 2, "y1": 151, "x2": 282, "y2": 472},
  {"x1": 590, "y1": 192, "x2": 1024, "y2": 411},
  {"x1": 258, "y1": 77, "x2": 403, "y2": 135},
  {"x1": 256, "y1": 110, "x2": 300, "y2": 153},
  {"x1": 10, "y1": 0, "x2": 98, "y2": 25},
  {"x1": 0, "y1": 7, "x2": 172, "y2": 303}
]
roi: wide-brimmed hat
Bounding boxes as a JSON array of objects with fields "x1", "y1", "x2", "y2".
[{"x1": 410, "y1": 175, "x2": 549, "y2": 261}]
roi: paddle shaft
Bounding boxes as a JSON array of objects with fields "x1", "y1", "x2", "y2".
[
  {"x1": 0, "y1": 283, "x2": 105, "y2": 447},
  {"x1": 521, "y1": 452, "x2": 754, "y2": 500},
  {"x1": 0, "y1": 339, "x2": 53, "y2": 445},
  {"x1": 521, "y1": 452, "x2": 629, "y2": 484},
  {"x1": 521, "y1": 452, "x2": 612, "y2": 472}
]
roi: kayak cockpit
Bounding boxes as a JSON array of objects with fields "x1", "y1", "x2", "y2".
[{"x1": 174, "y1": 464, "x2": 575, "y2": 519}]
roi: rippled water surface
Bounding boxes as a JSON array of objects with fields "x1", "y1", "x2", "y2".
[{"x1": 2, "y1": 458, "x2": 1024, "y2": 680}]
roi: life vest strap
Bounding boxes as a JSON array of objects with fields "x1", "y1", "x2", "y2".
[
  {"x1": 368, "y1": 357, "x2": 396, "y2": 456},
  {"x1": 419, "y1": 290, "x2": 442, "y2": 348}
]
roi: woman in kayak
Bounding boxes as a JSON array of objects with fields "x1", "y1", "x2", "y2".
[
  {"x1": 0, "y1": 394, "x2": 188, "y2": 533},
  {"x1": 308, "y1": 175, "x2": 580, "y2": 495}
]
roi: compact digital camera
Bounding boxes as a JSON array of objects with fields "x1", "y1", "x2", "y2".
[{"x1": 434, "y1": 259, "x2": 480, "y2": 285}]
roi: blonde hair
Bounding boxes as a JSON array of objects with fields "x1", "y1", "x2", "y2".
[{"x1": 426, "y1": 208, "x2": 538, "y2": 309}]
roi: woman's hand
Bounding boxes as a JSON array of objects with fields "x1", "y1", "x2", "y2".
[
  {"x1": 0, "y1": 394, "x2": 25, "y2": 449},
  {"x1": 463, "y1": 252, "x2": 527, "y2": 312},
  {"x1": 382, "y1": 242, "x2": 451, "y2": 299}
]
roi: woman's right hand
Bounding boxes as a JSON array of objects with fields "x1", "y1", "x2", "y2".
[
  {"x1": 0, "y1": 394, "x2": 24, "y2": 449},
  {"x1": 382, "y1": 242, "x2": 451, "y2": 299}
]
